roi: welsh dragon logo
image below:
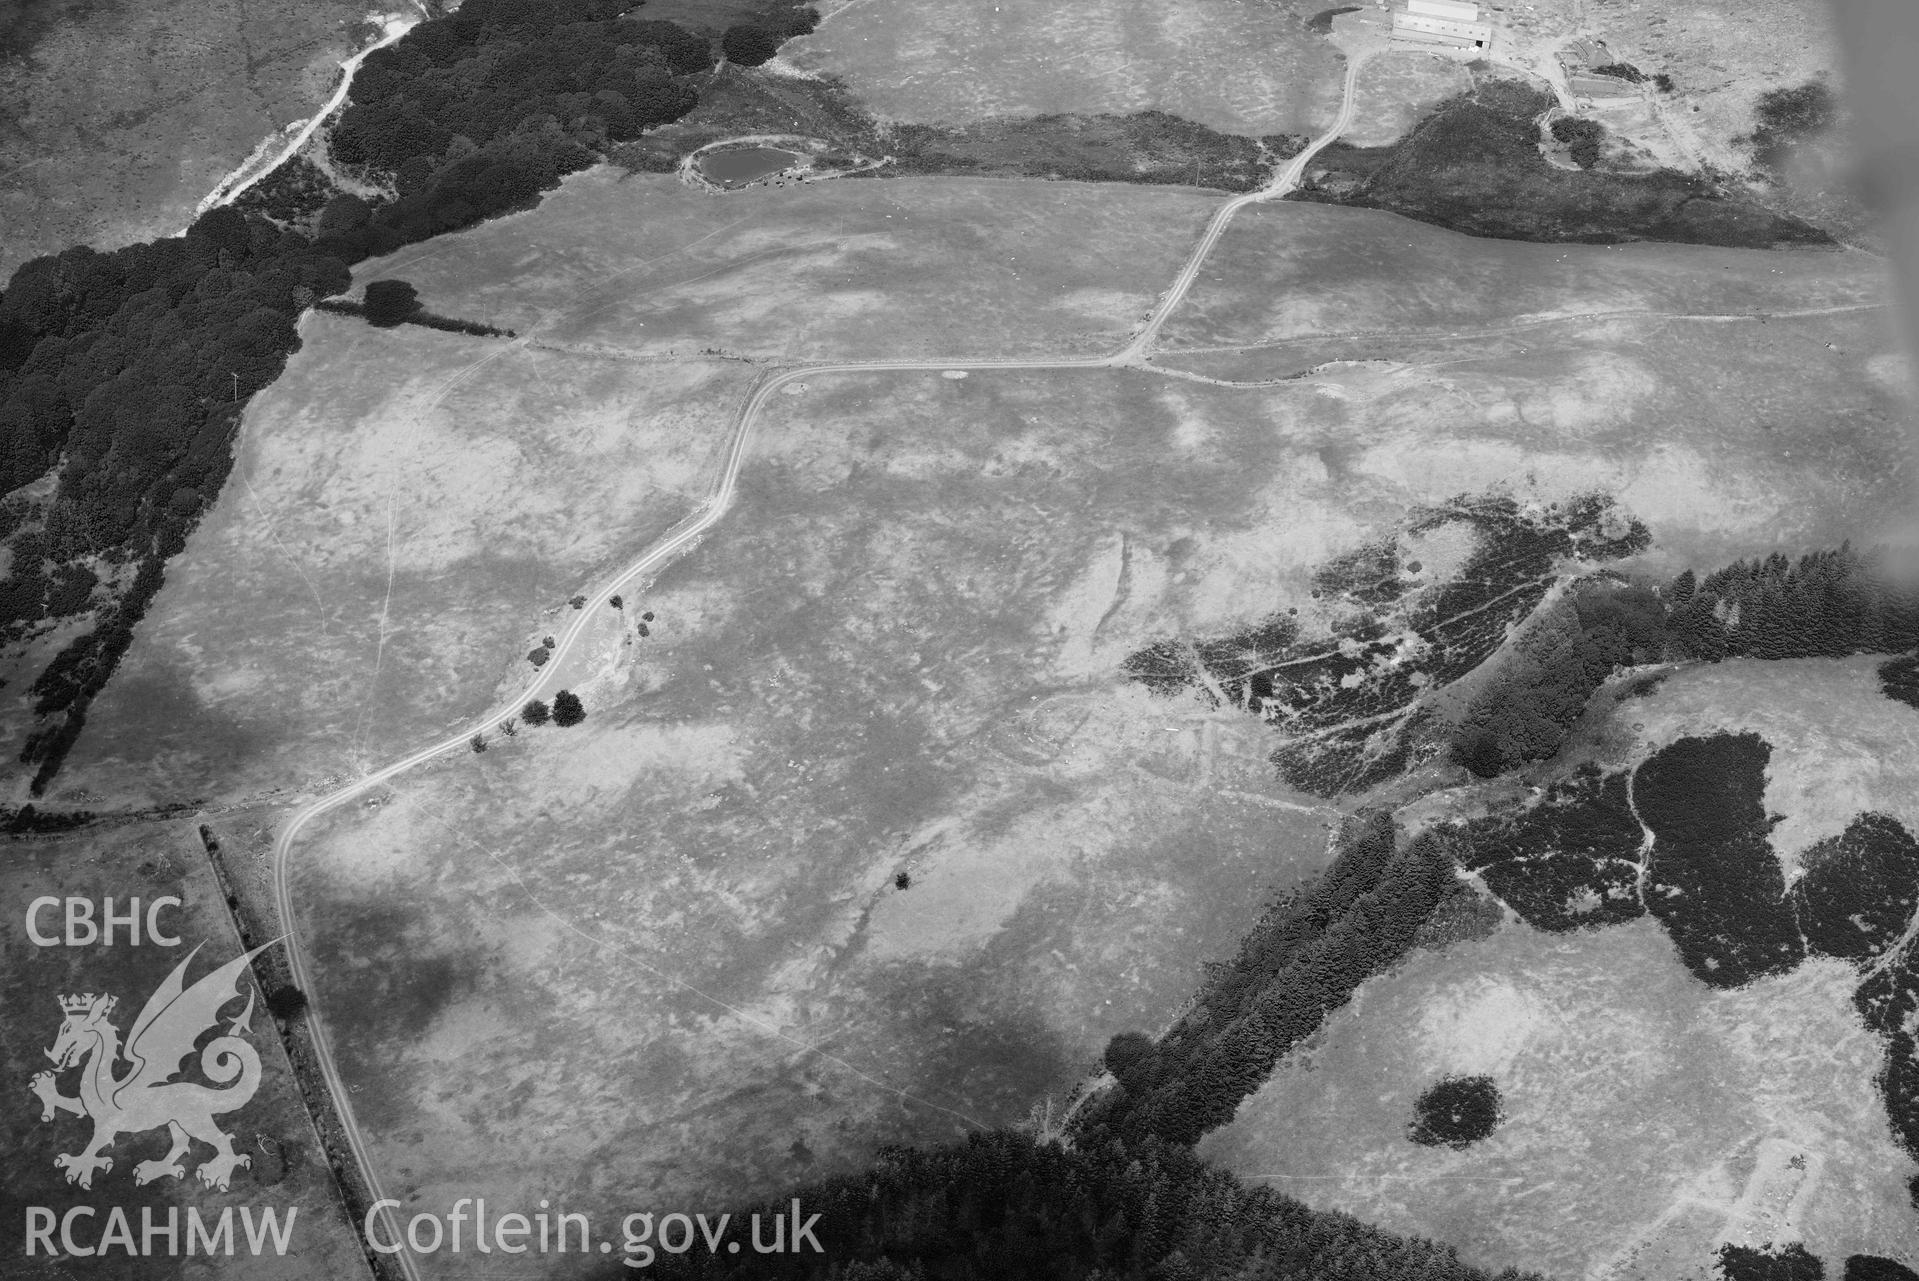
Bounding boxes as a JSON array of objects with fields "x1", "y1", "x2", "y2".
[{"x1": 30, "y1": 940, "x2": 279, "y2": 1191}]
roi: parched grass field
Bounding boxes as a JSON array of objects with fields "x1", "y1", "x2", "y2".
[
  {"x1": 782, "y1": 0, "x2": 1346, "y2": 138},
  {"x1": 285, "y1": 365, "x2": 1358, "y2": 1263},
  {"x1": 357, "y1": 169, "x2": 1222, "y2": 360},
  {"x1": 50, "y1": 319, "x2": 753, "y2": 809},
  {"x1": 1164, "y1": 306, "x2": 1908, "y2": 574},
  {"x1": 0, "y1": 823, "x2": 365, "y2": 1279},
  {"x1": 0, "y1": 0, "x2": 375, "y2": 275},
  {"x1": 287, "y1": 301, "x2": 1904, "y2": 1265},
  {"x1": 47, "y1": 174, "x2": 1241, "y2": 812},
  {"x1": 52, "y1": 165, "x2": 1918, "y2": 1275},
  {"x1": 1157, "y1": 201, "x2": 1888, "y2": 350},
  {"x1": 1199, "y1": 918, "x2": 1917, "y2": 1278},
  {"x1": 1341, "y1": 49, "x2": 1473, "y2": 149}
]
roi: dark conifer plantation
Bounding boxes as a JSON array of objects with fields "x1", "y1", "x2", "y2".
[{"x1": 645, "y1": 1132, "x2": 1547, "y2": 1281}]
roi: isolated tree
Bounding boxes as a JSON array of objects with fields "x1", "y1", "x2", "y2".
[
  {"x1": 552, "y1": 689, "x2": 586, "y2": 726},
  {"x1": 316, "y1": 192, "x2": 373, "y2": 239},
  {"x1": 363, "y1": 279, "x2": 422, "y2": 327},
  {"x1": 266, "y1": 986, "x2": 308, "y2": 1021},
  {"x1": 721, "y1": 22, "x2": 781, "y2": 66},
  {"x1": 470, "y1": 731, "x2": 487, "y2": 752},
  {"x1": 522, "y1": 698, "x2": 552, "y2": 725},
  {"x1": 499, "y1": 717, "x2": 518, "y2": 737},
  {"x1": 610, "y1": 594, "x2": 623, "y2": 609}
]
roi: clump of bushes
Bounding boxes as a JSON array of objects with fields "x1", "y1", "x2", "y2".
[
  {"x1": 1409, "y1": 1075, "x2": 1503, "y2": 1148},
  {"x1": 1550, "y1": 115, "x2": 1606, "y2": 169},
  {"x1": 1589, "y1": 62, "x2": 1644, "y2": 83},
  {"x1": 1741, "y1": 81, "x2": 1838, "y2": 173},
  {"x1": 720, "y1": 23, "x2": 781, "y2": 65},
  {"x1": 362, "y1": 279, "x2": 421, "y2": 326}
]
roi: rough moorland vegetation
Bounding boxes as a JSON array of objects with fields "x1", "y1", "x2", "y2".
[
  {"x1": 1741, "y1": 81, "x2": 1840, "y2": 176},
  {"x1": 1121, "y1": 493, "x2": 1649, "y2": 795},
  {"x1": 1129, "y1": 518, "x2": 1919, "y2": 796},
  {"x1": 1294, "y1": 79, "x2": 1830, "y2": 247}
]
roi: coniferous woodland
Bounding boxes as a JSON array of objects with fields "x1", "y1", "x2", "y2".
[
  {"x1": 1074, "y1": 813, "x2": 1455, "y2": 1148},
  {"x1": 0, "y1": 0, "x2": 821, "y2": 791},
  {"x1": 1451, "y1": 542, "x2": 1919, "y2": 778},
  {"x1": 641, "y1": 1131, "x2": 1546, "y2": 1281},
  {"x1": 1126, "y1": 502, "x2": 1919, "y2": 789},
  {"x1": 1455, "y1": 736, "x2": 1919, "y2": 1187}
]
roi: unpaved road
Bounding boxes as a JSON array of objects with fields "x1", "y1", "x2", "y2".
[{"x1": 269, "y1": 50, "x2": 1373, "y2": 1280}]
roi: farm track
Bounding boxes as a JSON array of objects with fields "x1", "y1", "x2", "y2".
[{"x1": 267, "y1": 55, "x2": 1381, "y2": 1280}]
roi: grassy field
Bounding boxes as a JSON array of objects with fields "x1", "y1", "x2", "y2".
[
  {"x1": 782, "y1": 0, "x2": 1346, "y2": 138},
  {"x1": 280, "y1": 364, "x2": 1353, "y2": 1266},
  {"x1": 1203, "y1": 657, "x2": 1919, "y2": 1276},
  {"x1": 1167, "y1": 306, "x2": 1908, "y2": 575},
  {"x1": 38, "y1": 173, "x2": 1230, "y2": 812},
  {"x1": 1342, "y1": 49, "x2": 1473, "y2": 149},
  {"x1": 0, "y1": 0, "x2": 376, "y2": 275},
  {"x1": 1568, "y1": 0, "x2": 1841, "y2": 176},
  {"x1": 46, "y1": 319, "x2": 753, "y2": 810},
  {"x1": 1199, "y1": 917, "x2": 1916, "y2": 1278},
  {"x1": 1155, "y1": 203, "x2": 1886, "y2": 350},
  {"x1": 1603, "y1": 657, "x2": 1919, "y2": 880},
  {"x1": 0, "y1": 822, "x2": 367, "y2": 1279},
  {"x1": 1148, "y1": 206, "x2": 1906, "y2": 573},
  {"x1": 41, "y1": 164, "x2": 1916, "y2": 1274},
  {"x1": 345, "y1": 169, "x2": 1221, "y2": 361},
  {"x1": 1481, "y1": 0, "x2": 1863, "y2": 240},
  {"x1": 281, "y1": 309, "x2": 1908, "y2": 1264}
]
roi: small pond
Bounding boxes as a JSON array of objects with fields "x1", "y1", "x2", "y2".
[{"x1": 699, "y1": 146, "x2": 801, "y2": 187}]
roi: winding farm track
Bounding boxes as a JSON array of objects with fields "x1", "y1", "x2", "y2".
[
  {"x1": 191, "y1": 17, "x2": 419, "y2": 225},
  {"x1": 271, "y1": 54, "x2": 1373, "y2": 1278}
]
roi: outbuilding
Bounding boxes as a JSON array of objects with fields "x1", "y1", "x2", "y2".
[
  {"x1": 1392, "y1": 0, "x2": 1493, "y2": 49},
  {"x1": 1408, "y1": 0, "x2": 1482, "y2": 19}
]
